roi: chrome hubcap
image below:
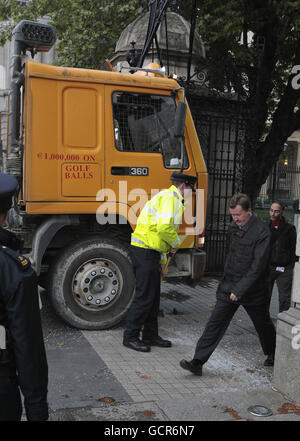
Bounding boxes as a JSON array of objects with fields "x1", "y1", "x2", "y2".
[{"x1": 72, "y1": 259, "x2": 121, "y2": 309}]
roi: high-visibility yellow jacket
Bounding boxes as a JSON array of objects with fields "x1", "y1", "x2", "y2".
[{"x1": 131, "y1": 185, "x2": 186, "y2": 263}]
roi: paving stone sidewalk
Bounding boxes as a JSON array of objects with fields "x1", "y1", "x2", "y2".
[{"x1": 49, "y1": 277, "x2": 300, "y2": 421}]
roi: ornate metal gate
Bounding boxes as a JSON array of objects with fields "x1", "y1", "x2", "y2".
[{"x1": 188, "y1": 95, "x2": 248, "y2": 273}]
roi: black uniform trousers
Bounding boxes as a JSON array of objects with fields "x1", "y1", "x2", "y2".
[
  {"x1": 193, "y1": 298, "x2": 276, "y2": 364},
  {"x1": 0, "y1": 368, "x2": 22, "y2": 421},
  {"x1": 268, "y1": 266, "x2": 293, "y2": 313},
  {"x1": 123, "y1": 246, "x2": 161, "y2": 342}
]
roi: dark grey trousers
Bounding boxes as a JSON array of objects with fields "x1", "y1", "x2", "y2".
[
  {"x1": 193, "y1": 298, "x2": 276, "y2": 364},
  {"x1": 269, "y1": 267, "x2": 293, "y2": 313}
]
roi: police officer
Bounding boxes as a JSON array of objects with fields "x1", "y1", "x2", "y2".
[
  {"x1": 0, "y1": 173, "x2": 48, "y2": 421},
  {"x1": 123, "y1": 171, "x2": 197, "y2": 352}
]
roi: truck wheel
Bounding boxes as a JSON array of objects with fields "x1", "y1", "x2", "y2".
[{"x1": 49, "y1": 238, "x2": 135, "y2": 330}]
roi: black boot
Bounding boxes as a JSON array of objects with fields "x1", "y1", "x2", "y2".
[
  {"x1": 123, "y1": 339, "x2": 151, "y2": 352},
  {"x1": 142, "y1": 336, "x2": 172, "y2": 347},
  {"x1": 179, "y1": 359, "x2": 203, "y2": 376},
  {"x1": 264, "y1": 353, "x2": 275, "y2": 366}
]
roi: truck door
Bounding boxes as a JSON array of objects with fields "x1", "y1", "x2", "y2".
[
  {"x1": 104, "y1": 86, "x2": 195, "y2": 225},
  {"x1": 24, "y1": 68, "x2": 105, "y2": 206}
]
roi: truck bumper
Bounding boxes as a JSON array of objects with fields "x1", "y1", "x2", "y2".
[
  {"x1": 165, "y1": 248, "x2": 206, "y2": 280},
  {"x1": 191, "y1": 248, "x2": 206, "y2": 279}
]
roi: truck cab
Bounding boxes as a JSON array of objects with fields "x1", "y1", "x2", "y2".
[{"x1": 4, "y1": 21, "x2": 207, "y2": 330}]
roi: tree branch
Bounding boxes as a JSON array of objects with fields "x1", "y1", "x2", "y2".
[{"x1": 247, "y1": 1, "x2": 279, "y2": 142}]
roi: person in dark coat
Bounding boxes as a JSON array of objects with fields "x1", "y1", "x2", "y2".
[
  {"x1": 268, "y1": 201, "x2": 297, "y2": 313},
  {"x1": 180, "y1": 193, "x2": 276, "y2": 376},
  {"x1": 0, "y1": 173, "x2": 48, "y2": 421}
]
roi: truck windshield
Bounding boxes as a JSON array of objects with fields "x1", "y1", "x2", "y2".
[{"x1": 112, "y1": 91, "x2": 188, "y2": 169}]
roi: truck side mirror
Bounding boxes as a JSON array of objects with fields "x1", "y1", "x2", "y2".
[{"x1": 174, "y1": 101, "x2": 187, "y2": 138}]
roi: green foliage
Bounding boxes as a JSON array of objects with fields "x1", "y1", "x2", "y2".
[
  {"x1": 196, "y1": 0, "x2": 300, "y2": 107},
  {"x1": 49, "y1": 0, "x2": 143, "y2": 68},
  {"x1": 193, "y1": 0, "x2": 300, "y2": 198},
  {"x1": 0, "y1": 0, "x2": 144, "y2": 68},
  {"x1": 1, "y1": 0, "x2": 300, "y2": 197}
]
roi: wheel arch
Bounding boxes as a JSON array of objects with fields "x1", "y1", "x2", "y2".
[
  {"x1": 30, "y1": 214, "x2": 132, "y2": 276},
  {"x1": 30, "y1": 214, "x2": 80, "y2": 275}
]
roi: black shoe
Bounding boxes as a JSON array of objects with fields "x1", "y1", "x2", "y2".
[
  {"x1": 264, "y1": 353, "x2": 275, "y2": 367},
  {"x1": 142, "y1": 336, "x2": 172, "y2": 347},
  {"x1": 180, "y1": 359, "x2": 203, "y2": 376},
  {"x1": 123, "y1": 339, "x2": 151, "y2": 353}
]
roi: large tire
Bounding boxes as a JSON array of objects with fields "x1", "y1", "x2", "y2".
[{"x1": 49, "y1": 238, "x2": 135, "y2": 330}]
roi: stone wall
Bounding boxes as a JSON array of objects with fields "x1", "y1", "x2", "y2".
[{"x1": 274, "y1": 214, "x2": 300, "y2": 404}]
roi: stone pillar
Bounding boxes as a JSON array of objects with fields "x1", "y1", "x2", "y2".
[{"x1": 273, "y1": 214, "x2": 300, "y2": 403}]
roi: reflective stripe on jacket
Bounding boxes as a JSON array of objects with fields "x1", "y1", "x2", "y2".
[{"x1": 131, "y1": 185, "x2": 185, "y2": 262}]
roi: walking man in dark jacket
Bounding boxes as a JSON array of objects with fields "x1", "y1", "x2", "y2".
[
  {"x1": 180, "y1": 193, "x2": 276, "y2": 376},
  {"x1": 268, "y1": 201, "x2": 297, "y2": 313},
  {"x1": 0, "y1": 173, "x2": 48, "y2": 421}
]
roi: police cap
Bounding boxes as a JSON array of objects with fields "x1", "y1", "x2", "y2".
[
  {"x1": 0, "y1": 173, "x2": 18, "y2": 213},
  {"x1": 170, "y1": 171, "x2": 197, "y2": 190}
]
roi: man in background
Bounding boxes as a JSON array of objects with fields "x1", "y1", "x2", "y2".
[{"x1": 268, "y1": 201, "x2": 297, "y2": 313}]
